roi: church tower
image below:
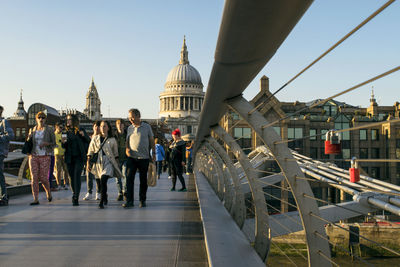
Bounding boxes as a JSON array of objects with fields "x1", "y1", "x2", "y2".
[
  {"x1": 83, "y1": 77, "x2": 102, "y2": 121},
  {"x1": 11, "y1": 89, "x2": 26, "y2": 119}
]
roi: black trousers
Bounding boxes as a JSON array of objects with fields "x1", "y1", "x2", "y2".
[
  {"x1": 126, "y1": 158, "x2": 149, "y2": 203},
  {"x1": 67, "y1": 158, "x2": 83, "y2": 199},
  {"x1": 100, "y1": 175, "x2": 110, "y2": 203},
  {"x1": 171, "y1": 162, "x2": 186, "y2": 189}
]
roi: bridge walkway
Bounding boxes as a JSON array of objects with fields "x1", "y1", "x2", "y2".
[{"x1": 0, "y1": 173, "x2": 207, "y2": 267}]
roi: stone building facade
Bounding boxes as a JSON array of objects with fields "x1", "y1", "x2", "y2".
[{"x1": 221, "y1": 75, "x2": 400, "y2": 185}]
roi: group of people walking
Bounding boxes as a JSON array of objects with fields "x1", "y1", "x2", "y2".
[{"x1": 0, "y1": 105, "x2": 192, "y2": 209}]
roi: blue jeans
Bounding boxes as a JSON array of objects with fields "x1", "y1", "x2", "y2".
[
  {"x1": 0, "y1": 156, "x2": 7, "y2": 200},
  {"x1": 156, "y1": 161, "x2": 163, "y2": 177},
  {"x1": 115, "y1": 160, "x2": 127, "y2": 195}
]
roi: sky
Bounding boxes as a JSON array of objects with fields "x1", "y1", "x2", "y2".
[{"x1": 0, "y1": 0, "x2": 399, "y2": 119}]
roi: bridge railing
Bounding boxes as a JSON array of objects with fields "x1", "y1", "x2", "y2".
[{"x1": 193, "y1": 0, "x2": 399, "y2": 266}]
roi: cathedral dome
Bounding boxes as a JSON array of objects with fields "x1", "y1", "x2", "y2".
[
  {"x1": 164, "y1": 37, "x2": 203, "y2": 87},
  {"x1": 166, "y1": 64, "x2": 202, "y2": 85}
]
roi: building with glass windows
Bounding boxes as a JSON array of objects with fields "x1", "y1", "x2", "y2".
[{"x1": 221, "y1": 75, "x2": 400, "y2": 185}]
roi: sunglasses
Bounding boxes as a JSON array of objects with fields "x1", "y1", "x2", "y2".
[{"x1": 38, "y1": 117, "x2": 46, "y2": 120}]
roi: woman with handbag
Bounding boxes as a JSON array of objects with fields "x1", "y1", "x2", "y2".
[
  {"x1": 62, "y1": 114, "x2": 90, "y2": 206},
  {"x1": 27, "y1": 111, "x2": 55, "y2": 205},
  {"x1": 87, "y1": 121, "x2": 122, "y2": 209}
]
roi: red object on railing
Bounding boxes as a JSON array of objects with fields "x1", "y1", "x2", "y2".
[
  {"x1": 349, "y1": 157, "x2": 360, "y2": 183},
  {"x1": 324, "y1": 130, "x2": 341, "y2": 155},
  {"x1": 324, "y1": 140, "x2": 341, "y2": 154},
  {"x1": 349, "y1": 167, "x2": 360, "y2": 183}
]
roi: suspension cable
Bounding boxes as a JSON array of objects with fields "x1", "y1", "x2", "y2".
[
  {"x1": 274, "y1": 118, "x2": 400, "y2": 145},
  {"x1": 264, "y1": 202, "x2": 303, "y2": 228},
  {"x1": 317, "y1": 250, "x2": 340, "y2": 267},
  {"x1": 263, "y1": 191, "x2": 298, "y2": 210},
  {"x1": 302, "y1": 192, "x2": 400, "y2": 226},
  {"x1": 268, "y1": 237, "x2": 299, "y2": 267},
  {"x1": 248, "y1": 0, "x2": 395, "y2": 116},
  {"x1": 262, "y1": 66, "x2": 400, "y2": 129},
  {"x1": 257, "y1": 179, "x2": 291, "y2": 192}
]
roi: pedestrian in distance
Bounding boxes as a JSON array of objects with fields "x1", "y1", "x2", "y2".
[
  {"x1": 114, "y1": 119, "x2": 127, "y2": 201},
  {"x1": 169, "y1": 128, "x2": 187, "y2": 192},
  {"x1": 27, "y1": 111, "x2": 55, "y2": 205},
  {"x1": 54, "y1": 122, "x2": 70, "y2": 190},
  {"x1": 165, "y1": 139, "x2": 173, "y2": 179},
  {"x1": 87, "y1": 120, "x2": 122, "y2": 209},
  {"x1": 185, "y1": 140, "x2": 194, "y2": 175},
  {"x1": 62, "y1": 114, "x2": 90, "y2": 206},
  {"x1": 83, "y1": 121, "x2": 101, "y2": 201},
  {"x1": 0, "y1": 105, "x2": 14, "y2": 206},
  {"x1": 123, "y1": 108, "x2": 155, "y2": 209},
  {"x1": 154, "y1": 138, "x2": 165, "y2": 179}
]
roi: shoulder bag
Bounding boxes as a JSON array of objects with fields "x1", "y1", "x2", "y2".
[{"x1": 89, "y1": 137, "x2": 108, "y2": 169}]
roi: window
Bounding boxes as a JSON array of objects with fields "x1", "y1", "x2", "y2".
[
  {"x1": 360, "y1": 148, "x2": 368, "y2": 159},
  {"x1": 310, "y1": 129, "x2": 317, "y2": 140},
  {"x1": 231, "y1": 112, "x2": 239, "y2": 120},
  {"x1": 187, "y1": 125, "x2": 192, "y2": 134},
  {"x1": 335, "y1": 122, "x2": 350, "y2": 140},
  {"x1": 371, "y1": 129, "x2": 379, "y2": 141},
  {"x1": 321, "y1": 129, "x2": 329, "y2": 140},
  {"x1": 323, "y1": 105, "x2": 338, "y2": 116},
  {"x1": 371, "y1": 148, "x2": 380, "y2": 158},
  {"x1": 288, "y1": 127, "x2": 303, "y2": 152},
  {"x1": 234, "y1": 127, "x2": 252, "y2": 154},
  {"x1": 342, "y1": 149, "x2": 351, "y2": 159},
  {"x1": 360, "y1": 129, "x2": 367, "y2": 140},
  {"x1": 21, "y1": 128, "x2": 26, "y2": 138},
  {"x1": 16, "y1": 128, "x2": 20, "y2": 138},
  {"x1": 288, "y1": 128, "x2": 303, "y2": 139},
  {"x1": 371, "y1": 167, "x2": 380, "y2": 179},
  {"x1": 310, "y1": 147, "x2": 318, "y2": 159},
  {"x1": 180, "y1": 97, "x2": 184, "y2": 110},
  {"x1": 273, "y1": 127, "x2": 281, "y2": 137}
]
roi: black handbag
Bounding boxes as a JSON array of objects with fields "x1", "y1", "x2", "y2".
[
  {"x1": 88, "y1": 137, "x2": 107, "y2": 169},
  {"x1": 22, "y1": 137, "x2": 33, "y2": 155}
]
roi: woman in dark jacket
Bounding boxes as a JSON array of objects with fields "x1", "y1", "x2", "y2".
[
  {"x1": 169, "y1": 129, "x2": 186, "y2": 192},
  {"x1": 62, "y1": 114, "x2": 90, "y2": 206}
]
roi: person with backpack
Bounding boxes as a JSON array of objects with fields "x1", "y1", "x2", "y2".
[{"x1": 154, "y1": 138, "x2": 165, "y2": 179}]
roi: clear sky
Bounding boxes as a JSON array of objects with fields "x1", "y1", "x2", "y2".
[{"x1": 1, "y1": 0, "x2": 399, "y2": 119}]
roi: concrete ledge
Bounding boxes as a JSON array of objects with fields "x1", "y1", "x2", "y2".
[
  {"x1": 195, "y1": 170, "x2": 265, "y2": 267},
  {"x1": 6, "y1": 176, "x2": 86, "y2": 197}
]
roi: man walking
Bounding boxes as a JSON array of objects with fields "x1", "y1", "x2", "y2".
[
  {"x1": 0, "y1": 106, "x2": 15, "y2": 206},
  {"x1": 123, "y1": 108, "x2": 155, "y2": 208}
]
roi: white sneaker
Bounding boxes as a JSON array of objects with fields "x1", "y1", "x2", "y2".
[
  {"x1": 95, "y1": 193, "x2": 101, "y2": 200},
  {"x1": 168, "y1": 176, "x2": 172, "y2": 179},
  {"x1": 83, "y1": 193, "x2": 92, "y2": 200}
]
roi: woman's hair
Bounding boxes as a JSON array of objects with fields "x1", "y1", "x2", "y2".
[
  {"x1": 35, "y1": 111, "x2": 47, "y2": 119},
  {"x1": 101, "y1": 120, "x2": 113, "y2": 137},
  {"x1": 155, "y1": 137, "x2": 159, "y2": 144},
  {"x1": 93, "y1": 120, "x2": 101, "y2": 127},
  {"x1": 66, "y1": 114, "x2": 79, "y2": 131}
]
